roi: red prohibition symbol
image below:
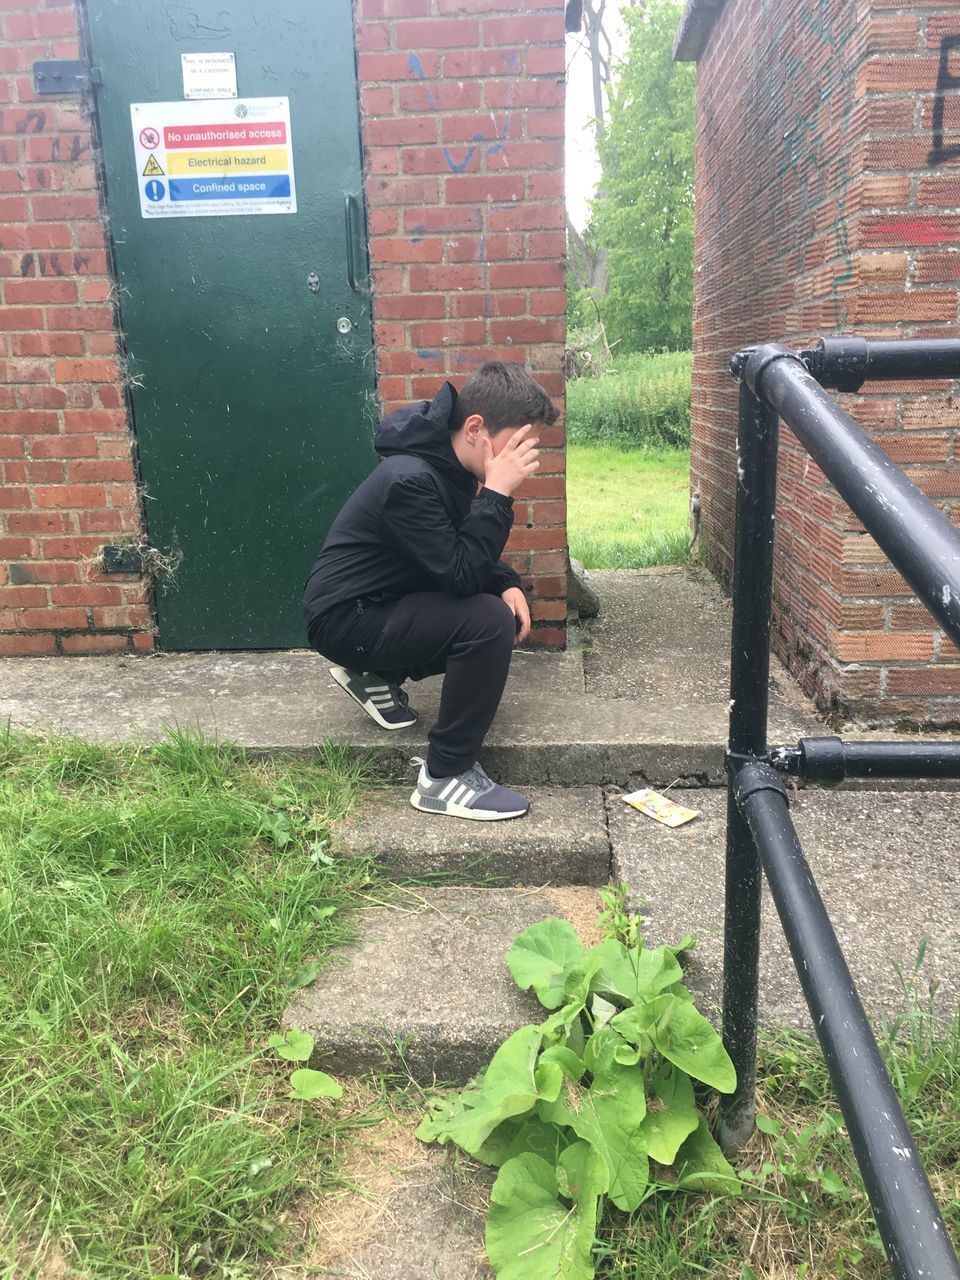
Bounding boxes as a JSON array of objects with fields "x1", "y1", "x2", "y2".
[{"x1": 139, "y1": 126, "x2": 160, "y2": 150}]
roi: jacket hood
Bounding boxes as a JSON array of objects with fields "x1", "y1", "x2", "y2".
[{"x1": 374, "y1": 381, "x2": 476, "y2": 492}]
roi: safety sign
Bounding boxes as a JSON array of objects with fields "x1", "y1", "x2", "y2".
[{"x1": 130, "y1": 98, "x2": 297, "y2": 218}]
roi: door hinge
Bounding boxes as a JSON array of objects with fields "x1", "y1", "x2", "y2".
[
  {"x1": 100, "y1": 544, "x2": 149, "y2": 575},
  {"x1": 32, "y1": 60, "x2": 94, "y2": 95}
]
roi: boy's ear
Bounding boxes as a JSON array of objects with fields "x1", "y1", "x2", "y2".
[{"x1": 462, "y1": 413, "x2": 486, "y2": 441}]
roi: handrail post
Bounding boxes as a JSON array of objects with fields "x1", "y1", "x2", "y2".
[{"x1": 718, "y1": 375, "x2": 779, "y2": 1152}]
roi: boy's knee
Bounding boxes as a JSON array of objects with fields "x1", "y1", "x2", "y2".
[{"x1": 467, "y1": 593, "x2": 515, "y2": 646}]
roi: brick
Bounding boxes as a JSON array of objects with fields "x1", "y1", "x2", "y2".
[
  {"x1": 371, "y1": 235, "x2": 442, "y2": 262},
  {"x1": 61, "y1": 633, "x2": 130, "y2": 654},
  {"x1": 364, "y1": 115, "x2": 438, "y2": 145},
  {"x1": 834, "y1": 631, "x2": 934, "y2": 662},
  {"x1": 34, "y1": 484, "x2": 106, "y2": 508},
  {"x1": 8, "y1": 560, "x2": 79, "y2": 584},
  {"x1": 445, "y1": 174, "x2": 524, "y2": 203},
  {"x1": 6, "y1": 511, "x2": 70, "y2": 533},
  {"x1": 0, "y1": 585, "x2": 47, "y2": 607},
  {"x1": 18, "y1": 606, "x2": 87, "y2": 629},
  {"x1": 358, "y1": 51, "x2": 440, "y2": 81},
  {"x1": 482, "y1": 14, "x2": 560, "y2": 44},
  {"x1": 51, "y1": 584, "x2": 120, "y2": 606},
  {"x1": 56, "y1": 358, "x2": 118, "y2": 382},
  {"x1": 0, "y1": 633, "x2": 56, "y2": 655},
  {"x1": 442, "y1": 49, "x2": 522, "y2": 78},
  {"x1": 395, "y1": 18, "x2": 479, "y2": 48},
  {"x1": 12, "y1": 333, "x2": 84, "y2": 357},
  {"x1": 0, "y1": 410, "x2": 59, "y2": 435},
  {"x1": 4, "y1": 277, "x2": 77, "y2": 303}
]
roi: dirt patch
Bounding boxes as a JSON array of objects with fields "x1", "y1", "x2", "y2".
[{"x1": 292, "y1": 1090, "x2": 492, "y2": 1280}]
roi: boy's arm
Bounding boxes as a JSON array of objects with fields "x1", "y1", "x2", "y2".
[
  {"x1": 380, "y1": 472, "x2": 515, "y2": 598},
  {"x1": 484, "y1": 559, "x2": 522, "y2": 595}
]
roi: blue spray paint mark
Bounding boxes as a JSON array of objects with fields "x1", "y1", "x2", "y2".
[
  {"x1": 409, "y1": 49, "x2": 515, "y2": 174},
  {"x1": 407, "y1": 53, "x2": 437, "y2": 110},
  {"x1": 417, "y1": 349, "x2": 444, "y2": 360}
]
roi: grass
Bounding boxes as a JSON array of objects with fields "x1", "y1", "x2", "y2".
[
  {"x1": 568, "y1": 443, "x2": 692, "y2": 569},
  {"x1": 595, "y1": 963, "x2": 960, "y2": 1279},
  {"x1": 0, "y1": 727, "x2": 383, "y2": 1279}
]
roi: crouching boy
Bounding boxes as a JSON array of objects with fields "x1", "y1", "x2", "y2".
[{"x1": 302, "y1": 361, "x2": 557, "y2": 821}]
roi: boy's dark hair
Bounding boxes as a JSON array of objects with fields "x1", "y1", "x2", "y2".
[{"x1": 452, "y1": 361, "x2": 558, "y2": 434}]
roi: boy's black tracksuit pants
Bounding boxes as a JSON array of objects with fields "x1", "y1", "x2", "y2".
[{"x1": 308, "y1": 591, "x2": 516, "y2": 780}]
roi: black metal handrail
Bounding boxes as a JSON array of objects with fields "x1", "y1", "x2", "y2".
[{"x1": 722, "y1": 335, "x2": 960, "y2": 1280}]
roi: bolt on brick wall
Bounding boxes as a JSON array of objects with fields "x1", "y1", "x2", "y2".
[
  {"x1": 685, "y1": 0, "x2": 960, "y2": 725},
  {"x1": 0, "y1": 0, "x2": 152, "y2": 657},
  {"x1": 355, "y1": 0, "x2": 569, "y2": 648}
]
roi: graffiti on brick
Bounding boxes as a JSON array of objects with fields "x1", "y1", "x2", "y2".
[
  {"x1": 928, "y1": 35, "x2": 960, "y2": 167},
  {"x1": 407, "y1": 51, "x2": 515, "y2": 176}
]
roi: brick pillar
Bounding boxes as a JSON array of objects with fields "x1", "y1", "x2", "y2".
[
  {"x1": 355, "y1": 0, "x2": 569, "y2": 648},
  {"x1": 679, "y1": 0, "x2": 960, "y2": 725},
  {"x1": 0, "y1": 0, "x2": 150, "y2": 656}
]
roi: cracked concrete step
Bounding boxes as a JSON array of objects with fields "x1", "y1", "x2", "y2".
[
  {"x1": 333, "y1": 785, "x2": 610, "y2": 885},
  {"x1": 0, "y1": 648, "x2": 823, "y2": 787},
  {"x1": 609, "y1": 788, "x2": 960, "y2": 1033},
  {"x1": 288, "y1": 885, "x2": 604, "y2": 1083}
]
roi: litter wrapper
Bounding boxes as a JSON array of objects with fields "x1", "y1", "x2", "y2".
[{"x1": 621, "y1": 788, "x2": 700, "y2": 827}]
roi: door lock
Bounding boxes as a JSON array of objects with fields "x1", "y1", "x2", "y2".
[
  {"x1": 336, "y1": 316, "x2": 353, "y2": 334},
  {"x1": 306, "y1": 271, "x2": 320, "y2": 293}
]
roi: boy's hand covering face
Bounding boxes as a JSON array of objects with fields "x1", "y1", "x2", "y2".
[
  {"x1": 480, "y1": 423, "x2": 540, "y2": 498},
  {"x1": 501, "y1": 586, "x2": 531, "y2": 644}
]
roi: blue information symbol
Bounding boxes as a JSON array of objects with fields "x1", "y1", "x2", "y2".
[{"x1": 144, "y1": 179, "x2": 166, "y2": 202}]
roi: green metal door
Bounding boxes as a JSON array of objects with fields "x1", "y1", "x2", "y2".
[{"x1": 84, "y1": 0, "x2": 376, "y2": 648}]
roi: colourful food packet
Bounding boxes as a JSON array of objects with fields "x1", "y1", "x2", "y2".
[{"x1": 620, "y1": 788, "x2": 699, "y2": 827}]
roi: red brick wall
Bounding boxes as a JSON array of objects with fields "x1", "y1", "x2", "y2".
[
  {"x1": 356, "y1": 0, "x2": 568, "y2": 647},
  {"x1": 0, "y1": 0, "x2": 568, "y2": 655},
  {"x1": 687, "y1": 0, "x2": 960, "y2": 725}
]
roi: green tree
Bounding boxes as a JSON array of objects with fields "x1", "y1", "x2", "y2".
[{"x1": 593, "y1": 0, "x2": 695, "y2": 352}]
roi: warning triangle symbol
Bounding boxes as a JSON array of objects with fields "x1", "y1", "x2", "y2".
[{"x1": 143, "y1": 154, "x2": 164, "y2": 177}]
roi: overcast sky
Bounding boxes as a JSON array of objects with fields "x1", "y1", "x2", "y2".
[{"x1": 564, "y1": 1, "x2": 629, "y2": 231}]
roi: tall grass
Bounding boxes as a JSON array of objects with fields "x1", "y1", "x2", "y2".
[
  {"x1": 567, "y1": 351, "x2": 692, "y2": 449},
  {"x1": 0, "y1": 728, "x2": 377, "y2": 1279}
]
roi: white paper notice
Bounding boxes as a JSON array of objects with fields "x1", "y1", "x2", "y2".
[{"x1": 181, "y1": 52, "x2": 238, "y2": 100}]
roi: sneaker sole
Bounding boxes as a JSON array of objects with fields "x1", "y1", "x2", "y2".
[
  {"x1": 330, "y1": 665, "x2": 418, "y2": 731},
  {"x1": 409, "y1": 789, "x2": 528, "y2": 821}
]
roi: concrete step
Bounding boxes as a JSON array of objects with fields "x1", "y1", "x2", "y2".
[
  {"x1": 333, "y1": 785, "x2": 610, "y2": 884},
  {"x1": 288, "y1": 885, "x2": 604, "y2": 1083},
  {"x1": 609, "y1": 787, "x2": 960, "y2": 1031},
  {"x1": 0, "y1": 644, "x2": 822, "y2": 787}
]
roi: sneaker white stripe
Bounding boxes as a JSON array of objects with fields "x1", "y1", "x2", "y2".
[
  {"x1": 365, "y1": 685, "x2": 389, "y2": 693},
  {"x1": 451, "y1": 783, "x2": 470, "y2": 805},
  {"x1": 439, "y1": 778, "x2": 460, "y2": 801},
  {"x1": 459, "y1": 787, "x2": 475, "y2": 806},
  {"x1": 371, "y1": 696, "x2": 394, "y2": 706}
]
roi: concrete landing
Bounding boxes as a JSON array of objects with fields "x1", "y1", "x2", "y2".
[
  {"x1": 0, "y1": 568, "x2": 824, "y2": 787},
  {"x1": 288, "y1": 885, "x2": 603, "y2": 1082},
  {"x1": 333, "y1": 785, "x2": 610, "y2": 884},
  {"x1": 610, "y1": 787, "x2": 960, "y2": 1031}
]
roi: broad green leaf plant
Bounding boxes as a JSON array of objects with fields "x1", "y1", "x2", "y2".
[{"x1": 416, "y1": 918, "x2": 740, "y2": 1280}]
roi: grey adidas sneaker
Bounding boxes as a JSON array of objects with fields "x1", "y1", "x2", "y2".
[
  {"x1": 410, "y1": 758, "x2": 529, "y2": 821},
  {"x1": 329, "y1": 665, "x2": 418, "y2": 730}
]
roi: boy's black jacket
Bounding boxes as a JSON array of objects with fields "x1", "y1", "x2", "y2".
[{"x1": 302, "y1": 381, "x2": 522, "y2": 638}]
